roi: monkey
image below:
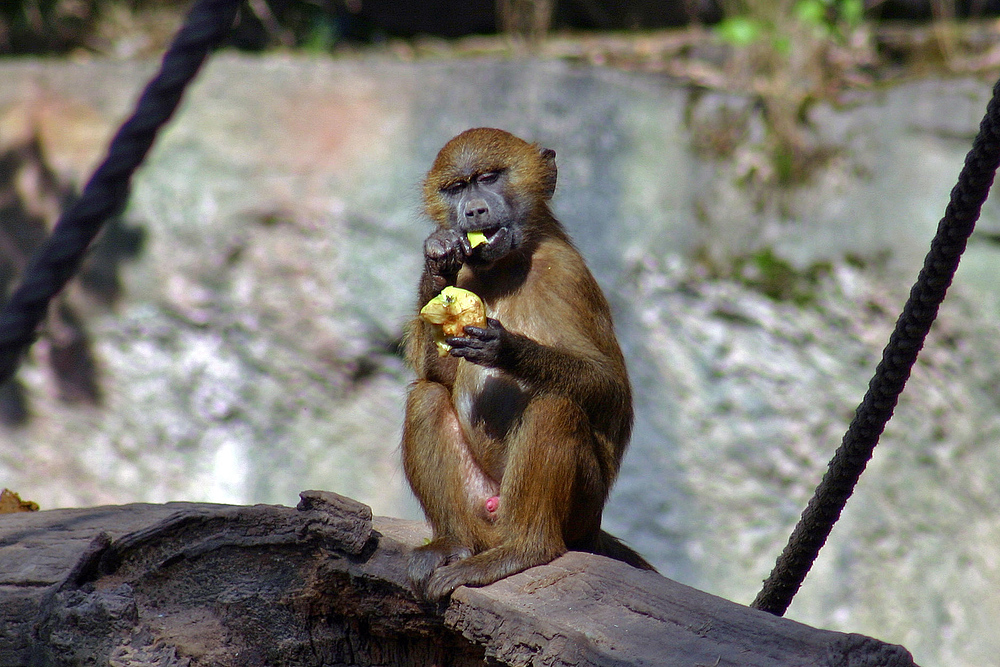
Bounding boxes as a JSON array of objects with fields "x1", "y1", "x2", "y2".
[{"x1": 402, "y1": 127, "x2": 654, "y2": 601}]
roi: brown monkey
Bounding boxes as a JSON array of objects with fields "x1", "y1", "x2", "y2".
[{"x1": 403, "y1": 128, "x2": 653, "y2": 601}]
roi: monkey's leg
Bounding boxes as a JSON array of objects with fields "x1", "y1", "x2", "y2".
[
  {"x1": 402, "y1": 380, "x2": 499, "y2": 593},
  {"x1": 423, "y1": 394, "x2": 599, "y2": 600}
]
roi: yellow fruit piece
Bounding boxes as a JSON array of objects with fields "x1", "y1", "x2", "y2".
[
  {"x1": 419, "y1": 286, "x2": 487, "y2": 356},
  {"x1": 467, "y1": 230, "x2": 488, "y2": 248}
]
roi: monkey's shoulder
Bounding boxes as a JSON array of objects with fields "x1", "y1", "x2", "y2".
[
  {"x1": 530, "y1": 238, "x2": 613, "y2": 315},
  {"x1": 528, "y1": 237, "x2": 591, "y2": 279},
  {"x1": 482, "y1": 240, "x2": 611, "y2": 358}
]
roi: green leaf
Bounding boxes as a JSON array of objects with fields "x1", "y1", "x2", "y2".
[
  {"x1": 716, "y1": 17, "x2": 762, "y2": 47},
  {"x1": 839, "y1": 0, "x2": 864, "y2": 26},
  {"x1": 794, "y1": 0, "x2": 828, "y2": 27}
]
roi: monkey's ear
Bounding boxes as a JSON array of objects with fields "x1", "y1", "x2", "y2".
[{"x1": 539, "y1": 148, "x2": 557, "y2": 200}]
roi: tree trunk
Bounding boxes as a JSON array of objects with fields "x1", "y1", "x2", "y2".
[{"x1": 0, "y1": 490, "x2": 918, "y2": 666}]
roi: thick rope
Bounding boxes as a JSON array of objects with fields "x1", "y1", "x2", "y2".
[
  {"x1": 0, "y1": 0, "x2": 240, "y2": 383},
  {"x1": 752, "y1": 75, "x2": 1000, "y2": 616}
]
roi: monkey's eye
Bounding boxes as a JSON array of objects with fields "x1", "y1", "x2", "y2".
[
  {"x1": 477, "y1": 171, "x2": 500, "y2": 185},
  {"x1": 441, "y1": 181, "x2": 466, "y2": 196}
]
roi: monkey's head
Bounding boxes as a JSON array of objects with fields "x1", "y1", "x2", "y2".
[{"x1": 423, "y1": 128, "x2": 557, "y2": 264}]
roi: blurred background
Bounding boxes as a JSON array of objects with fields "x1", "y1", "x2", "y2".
[{"x1": 3, "y1": 1, "x2": 1000, "y2": 665}]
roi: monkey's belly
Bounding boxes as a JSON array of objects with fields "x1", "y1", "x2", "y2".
[{"x1": 453, "y1": 364, "x2": 529, "y2": 480}]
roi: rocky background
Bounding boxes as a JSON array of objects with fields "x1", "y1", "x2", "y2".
[{"x1": 2, "y1": 55, "x2": 1000, "y2": 666}]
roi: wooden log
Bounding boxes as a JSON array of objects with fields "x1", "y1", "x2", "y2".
[{"x1": 0, "y1": 491, "x2": 918, "y2": 667}]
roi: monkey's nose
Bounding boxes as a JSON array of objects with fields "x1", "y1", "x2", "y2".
[{"x1": 464, "y1": 199, "x2": 490, "y2": 221}]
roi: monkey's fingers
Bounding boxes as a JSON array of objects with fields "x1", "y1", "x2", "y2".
[
  {"x1": 424, "y1": 235, "x2": 457, "y2": 264},
  {"x1": 424, "y1": 544, "x2": 549, "y2": 601},
  {"x1": 410, "y1": 540, "x2": 473, "y2": 600},
  {"x1": 459, "y1": 234, "x2": 474, "y2": 257},
  {"x1": 460, "y1": 319, "x2": 505, "y2": 341},
  {"x1": 458, "y1": 326, "x2": 488, "y2": 339},
  {"x1": 444, "y1": 336, "x2": 479, "y2": 351},
  {"x1": 445, "y1": 336, "x2": 482, "y2": 356},
  {"x1": 447, "y1": 335, "x2": 502, "y2": 367},
  {"x1": 424, "y1": 228, "x2": 469, "y2": 275}
]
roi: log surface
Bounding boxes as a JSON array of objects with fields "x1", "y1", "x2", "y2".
[{"x1": 0, "y1": 492, "x2": 918, "y2": 666}]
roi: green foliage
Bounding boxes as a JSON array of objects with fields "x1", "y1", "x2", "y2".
[
  {"x1": 715, "y1": 0, "x2": 863, "y2": 49},
  {"x1": 715, "y1": 16, "x2": 763, "y2": 48},
  {"x1": 737, "y1": 248, "x2": 832, "y2": 305},
  {"x1": 796, "y1": 0, "x2": 864, "y2": 38},
  {"x1": 301, "y1": 15, "x2": 340, "y2": 53},
  {"x1": 699, "y1": 247, "x2": 833, "y2": 305},
  {"x1": 701, "y1": 0, "x2": 866, "y2": 193}
]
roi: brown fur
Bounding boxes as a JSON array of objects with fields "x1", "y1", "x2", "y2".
[{"x1": 403, "y1": 128, "x2": 653, "y2": 600}]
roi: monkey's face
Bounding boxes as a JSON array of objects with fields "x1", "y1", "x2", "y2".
[
  {"x1": 438, "y1": 169, "x2": 525, "y2": 265},
  {"x1": 424, "y1": 128, "x2": 558, "y2": 267}
]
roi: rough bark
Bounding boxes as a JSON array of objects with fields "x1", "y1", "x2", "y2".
[{"x1": 0, "y1": 491, "x2": 917, "y2": 666}]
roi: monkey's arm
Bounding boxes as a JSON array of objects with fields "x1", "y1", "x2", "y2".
[
  {"x1": 404, "y1": 317, "x2": 459, "y2": 387},
  {"x1": 448, "y1": 319, "x2": 628, "y2": 414}
]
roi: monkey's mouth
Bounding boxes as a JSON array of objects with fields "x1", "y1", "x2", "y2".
[
  {"x1": 466, "y1": 226, "x2": 513, "y2": 263},
  {"x1": 476, "y1": 226, "x2": 507, "y2": 245}
]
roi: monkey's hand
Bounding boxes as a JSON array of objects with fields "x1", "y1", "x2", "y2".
[
  {"x1": 424, "y1": 228, "x2": 472, "y2": 281},
  {"x1": 447, "y1": 318, "x2": 511, "y2": 368}
]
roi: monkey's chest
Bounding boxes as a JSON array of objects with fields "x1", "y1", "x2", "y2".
[{"x1": 452, "y1": 364, "x2": 529, "y2": 474}]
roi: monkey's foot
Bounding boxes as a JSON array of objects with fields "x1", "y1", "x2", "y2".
[
  {"x1": 423, "y1": 544, "x2": 564, "y2": 601},
  {"x1": 409, "y1": 538, "x2": 472, "y2": 600}
]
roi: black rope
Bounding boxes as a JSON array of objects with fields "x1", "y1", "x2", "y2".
[
  {"x1": 751, "y1": 75, "x2": 1000, "y2": 617},
  {"x1": 0, "y1": 0, "x2": 240, "y2": 383}
]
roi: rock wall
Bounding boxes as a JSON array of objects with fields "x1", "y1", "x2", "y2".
[{"x1": 1, "y1": 55, "x2": 998, "y2": 666}]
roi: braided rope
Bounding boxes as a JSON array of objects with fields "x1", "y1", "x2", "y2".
[
  {"x1": 752, "y1": 75, "x2": 1000, "y2": 616},
  {"x1": 0, "y1": 0, "x2": 240, "y2": 383}
]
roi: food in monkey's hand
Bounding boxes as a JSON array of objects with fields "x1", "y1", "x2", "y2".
[
  {"x1": 419, "y1": 286, "x2": 487, "y2": 356},
  {"x1": 467, "y1": 230, "x2": 488, "y2": 248}
]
